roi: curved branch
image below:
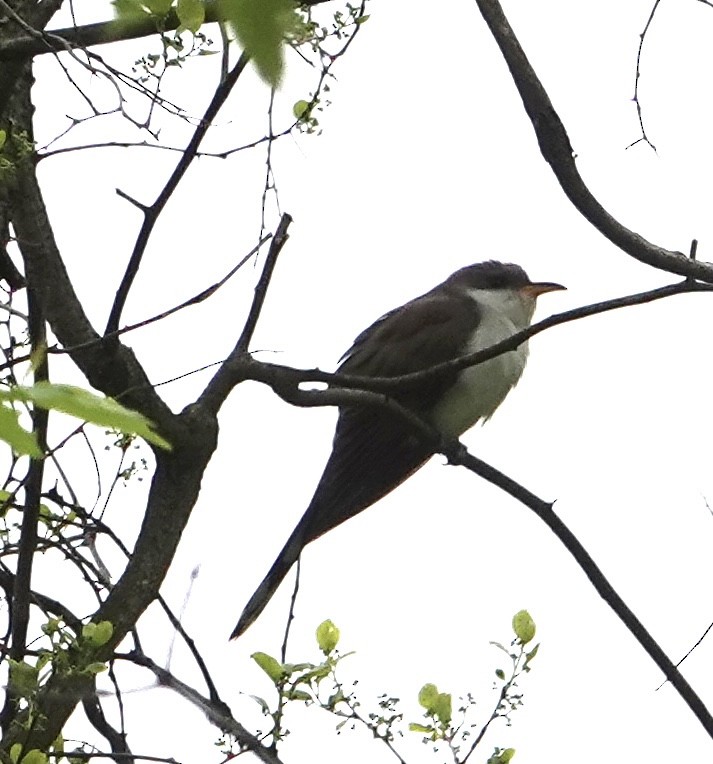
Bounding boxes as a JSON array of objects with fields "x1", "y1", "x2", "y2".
[{"x1": 474, "y1": 0, "x2": 713, "y2": 282}]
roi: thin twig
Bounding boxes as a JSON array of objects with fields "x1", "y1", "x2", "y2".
[
  {"x1": 105, "y1": 51, "x2": 250, "y2": 335},
  {"x1": 626, "y1": 0, "x2": 661, "y2": 152},
  {"x1": 235, "y1": 213, "x2": 293, "y2": 353}
]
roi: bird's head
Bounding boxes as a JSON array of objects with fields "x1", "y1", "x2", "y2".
[{"x1": 447, "y1": 260, "x2": 565, "y2": 325}]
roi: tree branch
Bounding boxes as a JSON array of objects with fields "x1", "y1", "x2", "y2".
[
  {"x1": 11, "y1": 155, "x2": 179, "y2": 432},
  {"x1": 235, "y1": 213, "x2": 292, "y2": 352},
  {"x1": 240, "y1": 374, "x2": 713, "y2": 739},
  {"x1": 474, "y1": 0, "x2": 713, "y2": 282},
  {"x1": 105, "y1": 51, "x2": 250, "y2": 335},
  {"x1": 119, "y1": 652, "x2": 286, "y2": 764},
  {"x1": 0, "y1": 0, "x2": 335, "y2": 61},
  {"x1": 199, "y1": 277, "x2": 713, "y2": 415}
]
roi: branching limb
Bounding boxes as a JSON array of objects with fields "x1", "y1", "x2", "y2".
[
  {"x1": 106, "y1": 51, "x2": 251, "y2": 334},
  {"x1": 11, "y1": 155, "x2": 177, "y2": 432},
  {"x1": 82, "y1": 695, "x2": 132, "y2": 763},
  {"x1": 118, "y1": 652, "x2": 286, "y2": 764},
  {"x1": 199, "y1": 276, "x2": 713, "y2": 415},
  {"x1": 474, "y1": 0, "x2": 713, "y2": 282},
  {"x1": 252, "y1": 378, "x2": 713, "y2": 739}
]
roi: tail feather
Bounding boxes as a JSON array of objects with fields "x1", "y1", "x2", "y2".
[
  {"x1": 231, "y1": 406, "x2": 433, "y2": 639},
  {"x1": 230, "y1": 525, "x2": 305, "y2": 640}
]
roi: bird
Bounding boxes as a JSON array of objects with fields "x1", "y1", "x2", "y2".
[{"x1": 231, "y1": 261, "x2": 565, "y2": 639}]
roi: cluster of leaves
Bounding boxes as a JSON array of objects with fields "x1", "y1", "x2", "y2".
[
  {"x1": 290, "y1": 2, "x2": 370, "y2": 133},
  {"x1": 248, "y1": 611, "x2": 538, "y2": 763},
  {"x1": 113, "y1": 0, "x2": 301, "y2": 86},
  {"x1": 112, "y1": 0, "x2": 370, "y2": 138},
  {"x1": 7, "y1": 620, "x2": 114, "y2": 764}
]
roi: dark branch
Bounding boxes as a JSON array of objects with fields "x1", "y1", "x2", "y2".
[
  {"x1": 105, "y1": 51, "x2": 250, "y2": 335},
  {"x1": 199, "y1": 277, "x2": 713, "y2": 415},
  {"x1": 235, "y1": 213, "x2": 292, "y2": 352},
  {"x1": 11, "y1": 153, "x2": 178, "y2": 433},
  {"x1": 119, "y1": 652, "x2": 286, "y2": 764},
  {"x1": 474, "y1": 0, "x2": 713, "y2": 282},
  {"x1": 255, "y1": 376, "x2": 713, "y2": 739},
  {"x1": 626, "y1": 0, "x2": 662, "y2": 152}
]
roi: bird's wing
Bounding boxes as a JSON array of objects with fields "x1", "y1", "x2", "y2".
[{"x1": 298, "y1": 291, "x2": 480, "y2": 544}]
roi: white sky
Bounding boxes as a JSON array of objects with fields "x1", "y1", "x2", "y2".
[{"x1": 19, "y1": 0, "x2": 713, "y2": 761}]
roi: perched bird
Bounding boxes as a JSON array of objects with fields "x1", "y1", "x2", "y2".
[{"x1": 231, "y1": 261, "x2": 564, "y2": 639}]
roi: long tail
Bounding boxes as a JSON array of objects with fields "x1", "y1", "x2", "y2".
[
  {"x1": 231, "y1": 407, "x2": 432, "y2": 640},
  {"x1": 230, "y1": 523, "x2": 305, "y2": 640}
]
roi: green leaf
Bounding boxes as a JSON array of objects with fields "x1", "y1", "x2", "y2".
[
  {"x1": 0, "y1": 402, "x2": 41, "y2": 457},
  {"x1": 433, "y1": 692, "x2": 451, "y2": 725},
  {"x1": 293, "y1": 99, "x2": 310, "y2": 120},
  {"x1": 10, "y1": 744, "x2": 22, "y2": 764},
  {"x1": 84, "y1": 662, "x2": 108, "y2": 674},
  {"x1": 294, "y1": 663, "x2": 331, "y2": 684},
  {"x1": 283, "y1": 688, "x2": 311, "y2": 702},
  {"x1": 41, "y1": 617, "x2": 62, "y2": 635},
  {"x1": 0, "y1": 130, "x2": 6, "y2": 151},
  {"x1": 326, "y1": 688, "x2": 346, "y2": 708},
  {"x1": 512, "y1": 609, "x2": 536, "y2": 644},
  {"x1": 495, "y1": 668, "x2": 506, "y2": 680},
  {"x1": 219, "y1": 0, "x2": 298, "y2": 87},
  {"x1": 488, "y1": 748, "x2": 516, "y2": 764},
  {"x1": 315, "y1": 619, "x2": 340, "y2": 654},
  {"x1": 0, "y1": 383, "x2": 170, "y2": 450},
  {"x1": 8, "y1": 659, "x2": 39, "y2": 698},
  {"x1": 177, "y1": 0, "x2": 204, "y2": 32},
  {"x1": 249, "y1": 694, "x2": 271, "y2": 714},
  {"x1": 408, "y1": 723, "x2": 435, "y2": 734},
  {"x1": 417, "y1": 683, "x2": 439, "y2": 710},
  {"x1": 524, "y1": 642, "x2": 539, "y2": 667},
  {"x1": 252, "y1": 651, "x2": 284, "y2": 683},
  {"x1": 82, "y1": 620, "x2": 114, "y2": 647},
  {"x1": 20, "y1": 751, "x2": 48, "y2": 764}
]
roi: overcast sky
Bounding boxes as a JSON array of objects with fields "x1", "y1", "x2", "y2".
[{"x1": 23, "y1": 0, "x2": 713, "y2": 761}]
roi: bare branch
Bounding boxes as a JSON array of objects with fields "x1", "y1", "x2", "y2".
[
  {"x1": 474, "y1": 0, "x2": 713, "y2": 282},
  {"x1": 199, "y1": 277, "x2": 713, "y2": 415},
  {"x1": 118, "y1": 652, "x2": 286, "y2": 764},
  {"x1": 254, "y1": 371, "x2": 713, "y2": 739},
  {"x1": 11, "y1": 153, "x2": 177, "y2": 432},
  {"x1": 235, "y1": 213, "x2": 293, "y2": 353},
  {"x1": 626, "y1": 0, "x2": 662, "y2": 152},
  {"x1": 105, "y1": 51, "x2": 251, "y2": 335}
]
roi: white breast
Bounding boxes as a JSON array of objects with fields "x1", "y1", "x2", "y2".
[{"x1": 430, "y1": 288, "x2": 533, "y2": 437}]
